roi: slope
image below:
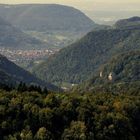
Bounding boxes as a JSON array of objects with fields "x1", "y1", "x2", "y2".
[
  {"x1": 0, "y1": 54, "x2": 58, "y2": 91},
  {"x1": 0, "y1": 4, "x2": 98, "y2": 32},
  {"x1": 75, "y1": 51, "x2": 140, "y2": 94},
  {"x1": 0, "y1": 16, "x2": 51, "y2": 49},
  {"x1": 33, "y1": 18, "x2": 140, "y2": 85},
  {"x1": 115, "y1": 16, "x2": 140, "y2": 29}
]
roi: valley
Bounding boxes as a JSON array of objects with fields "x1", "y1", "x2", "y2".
[
  {"x1": 24, "y1": 30, "x2": 84, "y2": 49},
  {"x1": 0, "y1": 47, "x2": 58, "y2": 68},
  {"x1": 33, "y1": 18, "x2": 140, "y2": 87},
  {"x1": 0, "y1": 2, "x2": 139, "y2": 140},
  {"x1": 0, "y1": 4, "x2": 97, "y2": 69}
]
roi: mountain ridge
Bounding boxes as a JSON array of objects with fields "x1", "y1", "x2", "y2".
[
  {"x1": 0, "y1": 4, "x2": 98, "y2": 32},
  {"x1": 33, "y1": 17, "x2": 140, "y2": 86},
  {"x1": 114, "y1": 16, "x2": 140, "y2": 29}
]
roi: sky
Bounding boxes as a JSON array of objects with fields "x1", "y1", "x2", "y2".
[
  {"x1": 0, "y1": 0, "x2": 140, "y2": 24},
  {"x1": 1, "y1": 0, "x2": 140, "y2": 10}
]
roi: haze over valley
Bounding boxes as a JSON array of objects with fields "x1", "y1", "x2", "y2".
[
  {"x1": 0, "y1": 1, "x2": 140, "y2": 140},
  {"x1": 0, "y1": 4, "x2": 100, "y2": 68},
  {"x1": 0, "y1": 1, "x2": 139, "y2": 69}
]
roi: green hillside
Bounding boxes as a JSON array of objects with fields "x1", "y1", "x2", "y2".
[
  {"x1": 97, "y1": 51, "x2": 140, "y2": 83},
  {"x1": 33, "y1": 17, "x2": 140, "y2": 85},
  {"x1": 0, "y1": 54, "x2": 58, "y2": 91},
  {"x1": 74, "y1": 51, "x2": 140, "y2": 94}
]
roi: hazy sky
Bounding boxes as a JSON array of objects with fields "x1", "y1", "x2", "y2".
[
  {"x1": 0, "y1": 0, "x2": 140, "y2": 24},
  {"x1": 1, "y1": 0, "x2": 140, "y2": 10}
]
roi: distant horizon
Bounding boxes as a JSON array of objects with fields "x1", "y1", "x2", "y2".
[
  {"x1": 0, "y1": 0, "x2": 140, "y2": 10},
  {"x1": 0, "y1": 0, "x2": 140, "y2": 25}
]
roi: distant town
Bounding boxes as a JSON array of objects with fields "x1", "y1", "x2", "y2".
[{"x1": 0, "y1": 47, "x2": 59, "y2": 64}]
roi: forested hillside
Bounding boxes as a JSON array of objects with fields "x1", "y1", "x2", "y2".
[
  {"x1": 73, "y1": 51, "x2": 140, "y2": 93},
  {"x1": 115, "y1": 16, "x2": 140, "y2": 29},
  {"x1": 0, "y1": 55, "x2": 58, "y2": 91},
  {"x1": 97, "y1": 51, "x2": 140, "y2": 83},
  {"x1": 33, "y1": 18, "x2": 140, "y2": 86}
]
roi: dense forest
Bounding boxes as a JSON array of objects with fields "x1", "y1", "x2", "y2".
[
  {"x1": 74, "y1": 51, "x2": 140, "y2": 93},
  {"x1": 33, "y1": 20, "x2": 140, "y2": 85},
  {"x1": 0, "y1": 84, "x2": 139, "y2": 140}
]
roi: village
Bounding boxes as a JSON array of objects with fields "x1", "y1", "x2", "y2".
[{"x1": 0, "y1": 47, "x2": 58, "y2": 63}]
